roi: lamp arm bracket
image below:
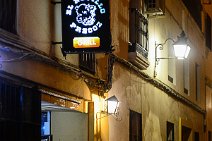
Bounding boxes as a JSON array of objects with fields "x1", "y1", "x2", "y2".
[
  {"x1": 51, "y1": 41, "x2": 62, "y2": 45},
  {"x1": 155, "y1": 38, "x2": 175, "y2": 50},
  {"x1": 155, "y1": 57, "x2": 176, "y2": 65},
  {"x1": 96, "y1": 111, "x2": 112, "y2": 120},
  {"x1": 157, "y1": 57, "x2": 176, "y2": 60},
  {"x1": 51, "y1": 1, "x2": 61, "y2": 5}
]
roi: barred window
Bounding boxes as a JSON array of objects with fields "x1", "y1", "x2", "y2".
[
  {"x1": 0, "y1": 0, "x2": 17, "y2": 33},
  {"x1": 0, "y1": 77, "x2": 41, "y2": 141},
  {"x1": 79, "y1": 53, "x2": 96, "y2": 74},
  {"x1": 144, "y1": 0, "x2": 165, "y2": 13}
]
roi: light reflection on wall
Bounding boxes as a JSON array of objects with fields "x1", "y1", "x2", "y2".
[
  {"x1": 92, "y1": 94, "x2": 104, "y2": 116},
  {"x1": 92, "y1": 93, "x2": 109, "y2": 141},
  {"x1": 207, "y1": 92, "x2": 212, "y2": 109}
]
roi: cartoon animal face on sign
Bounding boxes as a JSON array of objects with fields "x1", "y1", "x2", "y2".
[{"x1": 75, "y1": 4, "x2": 97, "y2": 26}]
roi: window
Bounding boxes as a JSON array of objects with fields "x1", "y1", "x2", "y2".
[
  {"x1": 0, "y1": 0, "x2": 17, "y2": 33},
  {"x1": 182, "y1": 0, "x2": 202, "y2": 29},
  {"x1": 79, "y1": 53, "x2": 96, "y2": 74},
  {"x1": 195, "y1": 63, "x2": 201, "y2": 101},
  {"x1": 0, "y1": 77, "x2": 41, "y2": 141},
  {"x1": 209, "y1": 131, "x2": 212, "y2": 141},
  {"x1": 144, "y1": 0, "x2": 165, "y2": 14},
  {"x1": 129, "y1": 8, "x2": 149, "y2": 59},
  {"x1": 128, "y1": 7, "x2": 149, "y2": 69},
  {"x1": 205, "y1": 14, "x2": 211, "y2": 50},
  {"x1": 145, "y1": 0, "x2": 157, "y2": 9},
  {"x1": 183, "y1": 59, "x2": 189, "y2": 95},
  {"x1": 194, "y1": 132, "x2": 199, "y2": 141},
  {"x1": 130, "y1": 110, "x2": 142, "y2": 141},
  {"x1": 182, "y1": 126, "x2": 191, "y2": 141},
  {"x1": 167, "y1": 122, "x2": 174, "y2": 141}
]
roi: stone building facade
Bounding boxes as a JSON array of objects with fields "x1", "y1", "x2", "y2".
[{"x1": 0, "y1": 0, "x2": 212, "y2": 141}]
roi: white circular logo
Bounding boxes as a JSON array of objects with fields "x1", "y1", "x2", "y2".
[
  {"x1": 65, "y1": 0, "x2": 106, "y2": 34},
  {"x1": 75, "y1": 4, "x2": 97, "y2": 26}
]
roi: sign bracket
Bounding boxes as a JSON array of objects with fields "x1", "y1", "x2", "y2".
[
  {"x1": 51, "y1": 1, "x2": 61, "y2": 5},
  {"x1": 51, "y1": 41, "x2": 62, "y2": 45}
]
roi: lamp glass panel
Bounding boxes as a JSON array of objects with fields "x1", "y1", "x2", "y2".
[
  {"x1": 173, "y1": 44, "x2": 187, "y2": 59},
  {"x1": 184, "y1": 46, "x2": 190, "y2": 58},
  {"x1": 108, "y1": 101, "x2": 118, "y2": 114}
]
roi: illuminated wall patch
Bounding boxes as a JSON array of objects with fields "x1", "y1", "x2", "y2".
[{"x1": 61, "y1": 0, "x2": 111, "y2": 54}]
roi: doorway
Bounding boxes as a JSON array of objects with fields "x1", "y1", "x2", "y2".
[{"x1": 41, "y1": 101, "x2": 88, "y2": 141}]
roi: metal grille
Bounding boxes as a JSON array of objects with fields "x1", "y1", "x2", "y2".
[
  {"x1": 0, "y1": 0, "x2": 17, "y2": 33},
  {"x1": 146, "y1": 0, "x2": 156, "y2": 9},
  {"x1": 0, "y1": 77, "x2": 41, "y2": 141},
  {"x1": 79, "y1": 53, "x2": 96, "y2": 74}
]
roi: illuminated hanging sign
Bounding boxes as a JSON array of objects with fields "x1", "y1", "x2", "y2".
[{"x1": 61, "y1": 0, "x2": 111, "y2": 54}]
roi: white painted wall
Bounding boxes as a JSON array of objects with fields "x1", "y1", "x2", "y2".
[{"x1": 51, "y1": 111, "x2": 88, "y2": 141}]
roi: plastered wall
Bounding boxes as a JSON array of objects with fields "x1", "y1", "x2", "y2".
[
  {"x1": 105, "y1": 0, "x2": 207, "y2": 140},
  {"x1": 107, "y1": 63, "x2": 204, "y2": 141},
  {"x1": 0, "y1": 0, "x2": 92, "y2": 100},
  {"x1": 0, "y1": 0, "x2": 209, "y2": 140}
]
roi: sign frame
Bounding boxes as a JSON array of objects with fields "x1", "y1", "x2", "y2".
[{"x1": 61, "y1": 0, "x2": 112, "y2": 54}]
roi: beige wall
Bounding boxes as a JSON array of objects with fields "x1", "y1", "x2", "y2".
[
  {"x1": 0, "y1": 0, "x2": 92, "y2": 101},
  {"x1": 18, "y1": 0, "x2": 52, "y2": 54},
  {"x1": 0, "y1": 50, "x2": 91, "y2": 100},
  {"x1": 108, "y1": 0, "x2": 206, "y2": 108},
  {"x1": 98, "y1": 0, "x2": 207, "y2": 140},
  {"x1": 107, "y1": 63, "x2": 204, "y2": 141},
  {"x1": 206, "y1": 86, "x2": 212, "y2": 131}
]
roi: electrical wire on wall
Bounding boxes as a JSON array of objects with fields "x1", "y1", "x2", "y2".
[
  {"x1": 0, "y1": 53, "x2": 32, "y2": 62},
  {"x1": 0, "y1": 44, "x2": 35, "y2": 70}
]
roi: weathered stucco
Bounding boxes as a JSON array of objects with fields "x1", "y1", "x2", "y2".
[
  {"x1": 0, "y1": 53, "x2": 91, "y2": 100},
  {"x1": 103, "y1": 0, "x2": 207, "y2": 140},
  {"x1": 108, "y1": 63, "x2": 204, "y2": 141}
]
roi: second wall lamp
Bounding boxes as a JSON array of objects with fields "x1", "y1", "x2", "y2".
[
  {"x1": 154, "y1": 31, "x2": 191, "y2": 77},
  {"x1": 105, "y1": 95, "x2": 119, "y2": 114},
  {"x1": 96, "y1": 95, "x2": 121, "y2": 120}
]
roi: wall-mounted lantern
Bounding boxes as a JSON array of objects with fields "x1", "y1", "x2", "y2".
[
  {"x1": 105, "y1": 95, "x2": 119, "y2": 114},
  {"x1": 154, "y1": 31, "x2": 191, "y2": 77},
  {"x1": 96, "y1": 95, "x2": 121, "y2": 120}
]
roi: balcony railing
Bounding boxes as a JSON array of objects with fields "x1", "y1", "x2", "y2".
[{"x1": 129, "y1": 43, "x2": 148, "y2": 59}]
